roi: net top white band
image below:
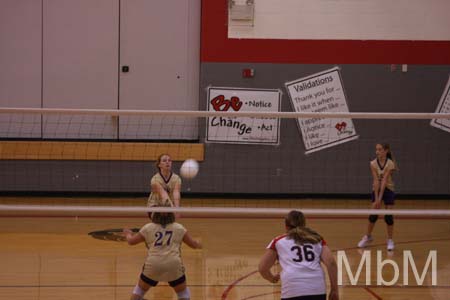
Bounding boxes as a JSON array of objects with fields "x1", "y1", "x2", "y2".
[
  {"x1": 0, "y1": 204, "x2": 449, "y2": 216},
  {"x1": 1, "y1": 107, "x2": 450, "y2": 119}
]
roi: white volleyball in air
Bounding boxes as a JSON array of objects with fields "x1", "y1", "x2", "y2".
[{"x1": 180, "y1": 159, "x2": 199, "y2": 179}]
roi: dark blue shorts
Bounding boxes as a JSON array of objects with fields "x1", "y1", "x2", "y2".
[
  {"x1": 281, "y1": 295, "x2": 326, "y2": 300},
  {"x1": 140, "y1": 273, "x2": 186, "y2": 287},
  {"x1": 371, "y1": 189, "x2": 395, "y2": 205}
]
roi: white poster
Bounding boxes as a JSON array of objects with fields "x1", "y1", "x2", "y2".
[
  {"x1": 285, "y1": 67, "x2": 358, "y2": 154},
  {"x1": 431, "y1": 76, "x2": 450, "y2": 133},
  {"x1": 206, "y1": 87, "x2": 281, "y2": 145}
]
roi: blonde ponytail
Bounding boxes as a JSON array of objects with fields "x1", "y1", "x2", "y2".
[
  {"x1": 288, "y1": 226, "x2": 323, "y2": 245},
  {"x1": 285, "y1": 210, "x2": 323, "y2": 244}
]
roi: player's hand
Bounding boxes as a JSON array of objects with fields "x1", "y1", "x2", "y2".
[
  {"x1": 271, "y1": 274, "x2": 280, "y2": 283},
  {"x1": 373, "y1": 200, "x2": 382, "y2": 209},
  {"x1": 328, "y1": 289, "x2": 339, "y2": 300},
  {"x1": 196, "y1": 240, "x2": 203, "y2": 249},
  {"x1": 123, "y1": 228, "x2": 133, "y2": 235}
]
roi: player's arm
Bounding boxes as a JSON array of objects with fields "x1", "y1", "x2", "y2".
[
  {"x1": 377, "y1": 167, "x2": 394, "y2": 202},
  {"x1": 258, "y1": 249, "x2": 280, "y2": 283},
  {"x1": 172, "y1": 181, "x2": 181, "y2": 207},
  {"x1": 123, "y1": 229, "x2": 145, "y2": 246},
  {"x1": 370, "y1": 163, "x2": 380, "y2": 202},
  {"x1": 182, "y1": 231, "x2": 202, "y2": 249},
  {"x1": 320, "y1": 245, "x2": 339, "y2": 300},
  {"x1": 151, "y1": 181, "x2": 170, "y2": 201}
]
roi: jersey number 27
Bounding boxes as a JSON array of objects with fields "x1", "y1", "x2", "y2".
[{"x1": 154, "y1": 231, "x2": 173, "y2": 246}]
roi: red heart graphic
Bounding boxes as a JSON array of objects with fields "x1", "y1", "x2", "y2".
[
  {"x1": 230, "y1": 97, "x2": 243, "y2": 111},
  {"x1": 211, "y1": 95, "x2": 231, "y2": 111},
  {"x1": 335, "y1": 122, "x2": 347, "y2": 131}
]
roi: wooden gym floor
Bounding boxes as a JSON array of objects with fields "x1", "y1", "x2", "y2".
[{"x1": 0, "y1": 197, "x2": 449, "y2": 300}]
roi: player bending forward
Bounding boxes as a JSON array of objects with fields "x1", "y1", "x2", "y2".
[{"x1": 123, "y1": 205, "x2": 201, "y2": 300}]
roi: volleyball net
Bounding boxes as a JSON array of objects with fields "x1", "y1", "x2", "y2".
[
  {"x1": 0, "y1": 203, "x2": 450, "y2": 217},
  {"x1": 0, "y1": 107, "x2": 450, "y2": 197},
  {"x1": 0, "y1": 109, "x2": 449, "y2": 300}
]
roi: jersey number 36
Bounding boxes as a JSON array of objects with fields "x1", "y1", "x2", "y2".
[{"x1": 291, "y1": 245, "x2": 315, "y2": 262}]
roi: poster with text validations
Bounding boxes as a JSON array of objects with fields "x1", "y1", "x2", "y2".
[
  {"x1": 285, "y1": 67, "x2": 358, "y2": 154},
  {"x1": 431, "y1": 76, "x2": 450, "y2": 134}
]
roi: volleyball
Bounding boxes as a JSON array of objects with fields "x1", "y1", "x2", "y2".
[{"x1": 180, "y1": 159, "x2": 199, "y2": 179}]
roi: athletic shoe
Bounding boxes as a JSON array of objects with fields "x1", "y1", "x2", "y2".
[{"x1": 357, "y1": 235, "x2": 373, "y2": 248}]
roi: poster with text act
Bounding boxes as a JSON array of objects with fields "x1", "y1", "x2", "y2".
[
  {"x1": 206, "y1": 87, "x2": 281, "y2": 145},
  {"x1": 285, "y1": 67, "x2": 358, "y2": 154}
]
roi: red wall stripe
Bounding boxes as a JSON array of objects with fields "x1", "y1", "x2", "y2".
[{"x1": 201, "y1": 0, "x2": 450, "y2": 64}]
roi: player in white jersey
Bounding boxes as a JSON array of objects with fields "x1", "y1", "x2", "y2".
[
  {"x1": 147, "y1": 154, "x2": 182, "y2": 208},
  {"x1": 358, "y1": 143, "x2": 397, "y2": 251},
  {"x1": 259, "y1": 210, "x2": 338, "y2": 300},
  {"x1": 123, "y1": 205, "x2": 202, "y2": 300}
]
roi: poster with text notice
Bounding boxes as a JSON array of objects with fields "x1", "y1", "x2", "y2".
[
  {"x1": 285, "y1": 67, "x2": 358, "y2": 154},
  {"x1": 431, "y1": 76, "x2": 450, "y2": 134},
  {"x1": 206, "y1": 87, "x2": 281, "y2": 145}
]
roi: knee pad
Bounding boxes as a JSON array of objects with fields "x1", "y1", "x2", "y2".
[
  {"x1": 177, "y1": 287, "x2": 190, "y2": 300},
  {"x1": 384, "y1": 215, "x2": 394, "y2": 225},
  {"x1": 133, "y1": 285, "x2": 146, "y2": 298},
  {"x1": 369, "y1": 214, "x2": 378, "y2": 223}
]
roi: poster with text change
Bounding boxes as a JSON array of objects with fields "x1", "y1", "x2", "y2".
[
  {"x1": 206, "y1": 87, "x2": 281, "y2": 145},
  {"x1": 285, "y1": 67, "x2": 358, "y2": 154},
  {"x1": 431, "y1": 76, "x2": 450, "y2": 134}
]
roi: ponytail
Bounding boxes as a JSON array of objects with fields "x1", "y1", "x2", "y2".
[
  {"x1": 386, "y1": 150, "x2": 393, "y2": 160},
  {"x1": 151, "y1": 211, "x2": 175, "y2": 227},
  {"x1": 287, "y1": 226, "x2": 323, "y2": 245},
  {"x1": 149, "y1": 201, "x2": 175, "y2": 228},
  {"x1": 381, "y1": 143, "x2": 398, "y2": 171},
  {"x1": 285, "y1": 210, "x2": 323, "y2": 245}
]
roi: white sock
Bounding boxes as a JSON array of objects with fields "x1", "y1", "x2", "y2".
[
  {"x1": 177, "y1": 287, "x2": 190, "y2": 300},
  {"x1": 133, "y1": 284, "x2": 146, "y2": 299}
]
